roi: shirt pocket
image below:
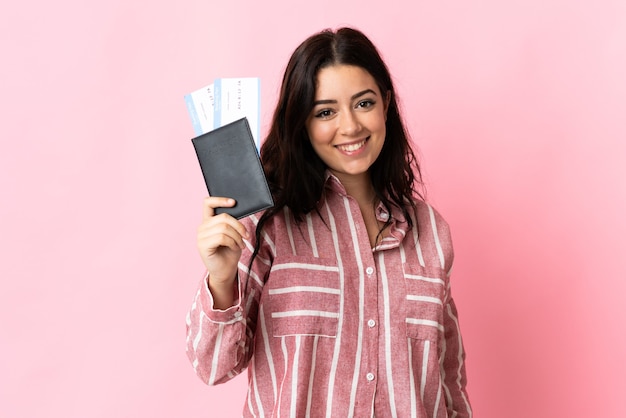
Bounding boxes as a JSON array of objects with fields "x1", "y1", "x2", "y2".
[
  {"x1": 267, "y1": 254, "x2": 341, "y2": 338},
  {"x1": 402, "y1": 262, "x2": 447, "y2": 344}
]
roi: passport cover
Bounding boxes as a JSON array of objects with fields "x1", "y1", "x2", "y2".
[{"x1": 191, "y1": 117, "x2": 274, "y2": 219}]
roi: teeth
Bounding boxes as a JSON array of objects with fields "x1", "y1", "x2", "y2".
[{"x1": 338, "y1": 139, "x2": 366, "y2": 152}]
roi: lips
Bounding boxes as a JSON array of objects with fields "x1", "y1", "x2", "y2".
[{"x1": 336, "y1": 137, "x2": 368, "y2": 152}]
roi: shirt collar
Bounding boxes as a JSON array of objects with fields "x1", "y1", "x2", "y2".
[
  {"x1": 323, "y1": 171, "x2": 348, "y2": 196},
  {"x1": 323, "y1": 170, "x2": 410, "y2": 240}
]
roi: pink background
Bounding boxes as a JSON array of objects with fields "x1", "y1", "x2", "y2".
[{"x1": 1, "y1": 1, "x2": 625, "y2": 417}]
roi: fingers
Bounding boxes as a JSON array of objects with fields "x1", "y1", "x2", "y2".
[
  {"x1": 197, "y1": 219, "x2": 248, "y2": 252},
  {"x1": 202, "y1": 196, "x2": 236, "y2": 221},
  {"x1": 199, "y1": 196, "x2": 250, "y2": 248},
  {"x1": 197, "y1": 197, "x2": 251, "y2": 280}
]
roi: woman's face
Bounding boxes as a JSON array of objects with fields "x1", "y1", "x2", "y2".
[{"x1": 305, "y1": 64, "x2": 389, "y2": 184}]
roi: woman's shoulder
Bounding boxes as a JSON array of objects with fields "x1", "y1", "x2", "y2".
[
  {"x1": 409, "y1": 198, "x2": 454, "y2": 262},
  {"x1": 410, "y1": 198, "x2": 450, "y2": 229}
]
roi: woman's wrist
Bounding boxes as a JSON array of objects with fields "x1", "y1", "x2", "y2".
[{"x1": 208, "y1": 275, "x2": 238, "y2": 310}]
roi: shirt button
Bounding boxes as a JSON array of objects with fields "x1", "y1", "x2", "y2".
[
  {"x1": 366, "y1": 267, "x2": 374, "y2": 275},
  {"x1": 366, "y1": 373, "x2": 375, "y2": 381},
  {"x1": 367, "y1": 319, "x2": 376, "y2": 328}
]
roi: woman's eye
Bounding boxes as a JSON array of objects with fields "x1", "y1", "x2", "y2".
[
  {"x1": 357, "y1": 100, "x2": 375, "y2": 109},
  {"x1": 315, "y1": 109, "x2": 334, "y2": 118}
]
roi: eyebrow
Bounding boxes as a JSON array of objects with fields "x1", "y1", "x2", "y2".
[{"x1": 312, "y1": 89, "x2": 377, "y2": 106}]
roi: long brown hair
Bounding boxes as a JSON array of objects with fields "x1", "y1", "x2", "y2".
[{"x1": 251, "y1": 27, "x2": 424, "y2": 266}]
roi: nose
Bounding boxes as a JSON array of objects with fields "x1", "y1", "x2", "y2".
[{"x1": 339, "y1": 110, "x2": 361, "y2": 136}]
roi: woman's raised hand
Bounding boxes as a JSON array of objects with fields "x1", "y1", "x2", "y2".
[{"x1": 197, "y1": 197, "x2": 250, "y2": 306}]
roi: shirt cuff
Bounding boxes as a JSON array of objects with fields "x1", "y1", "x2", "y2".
[{"x1": 199, "y1": 271, "x2": 243, "y2": 323}]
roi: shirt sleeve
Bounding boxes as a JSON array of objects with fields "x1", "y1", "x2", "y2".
[
  {"x1": 433, "y1": 206, "x2": 472, "y2": 417},
  {"x1": 185, "y1": 215, "x2": 272, "y2": 386},
  {"x1": 441, "y1": 289, "x2": 473, "y2": 417}
]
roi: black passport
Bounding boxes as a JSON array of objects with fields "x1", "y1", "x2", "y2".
[{"x1": 191, "y1": 117, "x2": 274, "y2": 219}]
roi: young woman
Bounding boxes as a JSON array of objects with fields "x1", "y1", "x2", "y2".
[{"x1": 186, "y1": 27, "x2": 472, "y2": 417}]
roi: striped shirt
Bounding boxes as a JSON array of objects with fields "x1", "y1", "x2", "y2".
[{"x1": 186, "y1": 174, "x2": 472, "y2": 417}]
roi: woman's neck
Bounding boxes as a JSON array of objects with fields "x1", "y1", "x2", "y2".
[
  {"x1": 330, "y1": 170, "x2": 385, "y2": 247},
  {"x1": 331, "y1": 170, "x2": 376, "y2": 207}
]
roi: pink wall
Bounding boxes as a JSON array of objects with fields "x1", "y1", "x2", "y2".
[{"x1": 1, "y1": 1, "x2": 625, "y2": 417}]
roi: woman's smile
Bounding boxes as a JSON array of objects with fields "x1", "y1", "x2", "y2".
[{"x1": 335, "y1": 137, "x2": 369, "y2": 154}]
